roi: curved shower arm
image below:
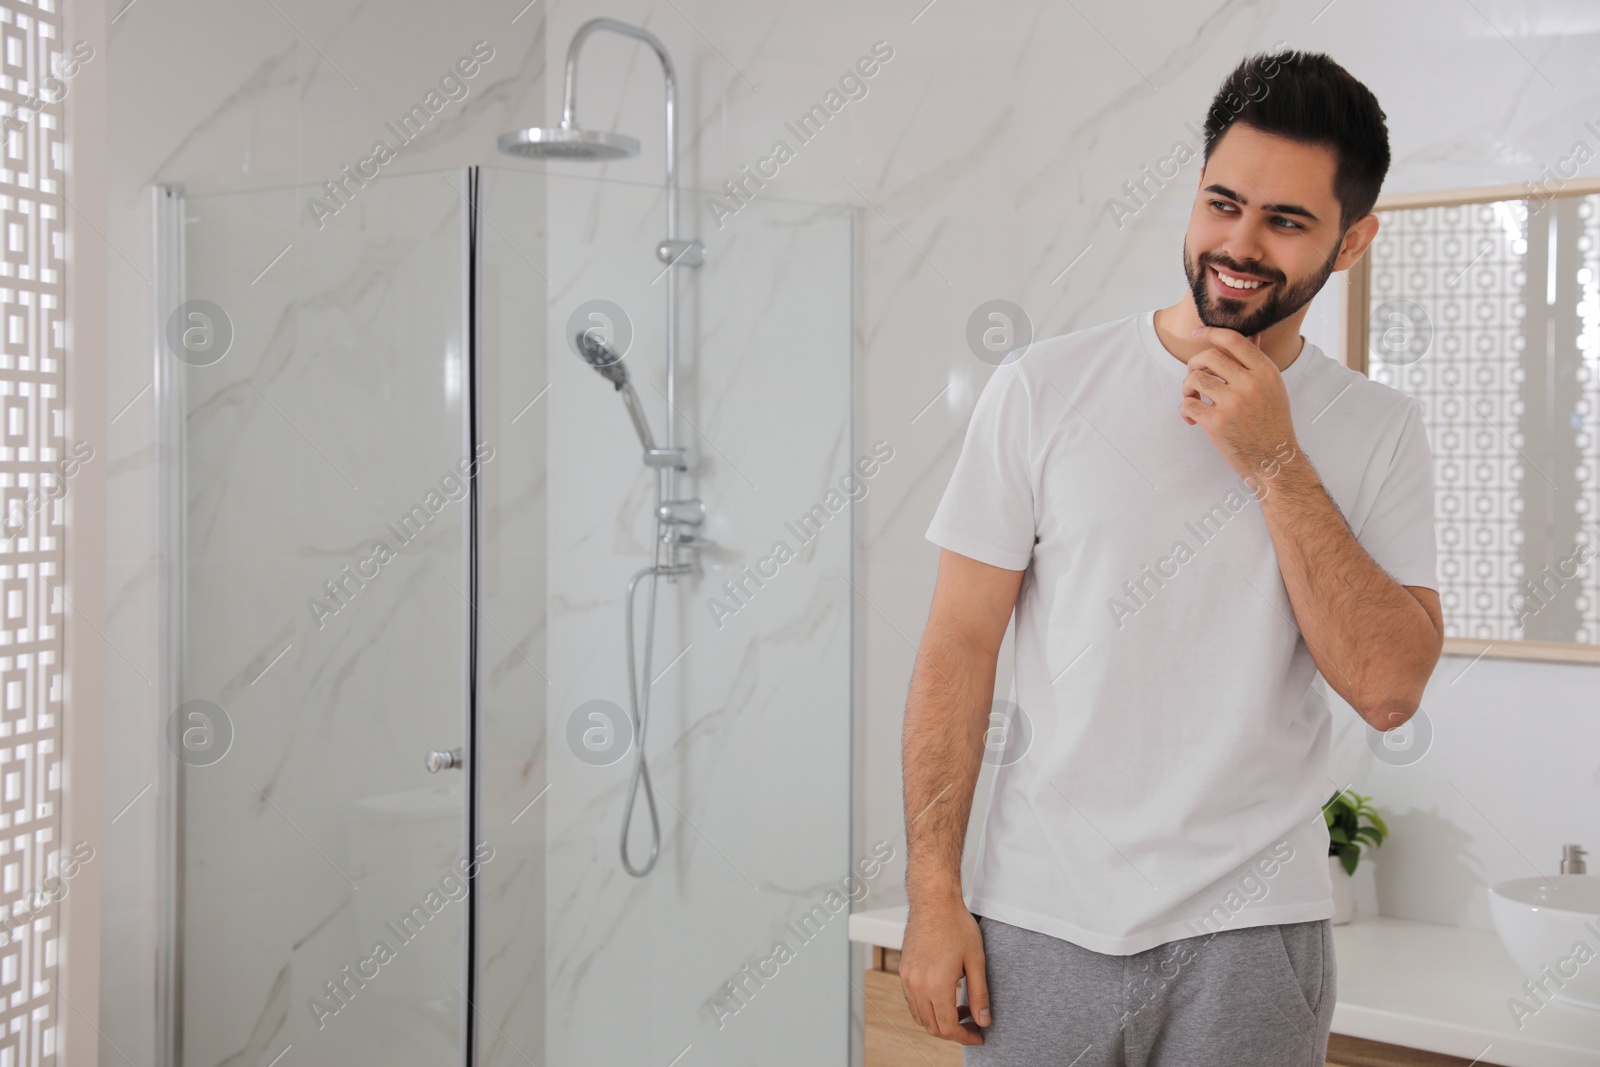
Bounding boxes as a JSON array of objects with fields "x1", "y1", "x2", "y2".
[
  {"x1": 560, "y1": 18, "x2": 676, "y2": 130},
  {"x1": 558, "y1": 18, "x2": 678, "y2": 240}
]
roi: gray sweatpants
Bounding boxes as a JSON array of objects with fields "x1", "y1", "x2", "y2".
[{"x1": 963, "y1": 914, "x2": 1335, "y2": 1066}]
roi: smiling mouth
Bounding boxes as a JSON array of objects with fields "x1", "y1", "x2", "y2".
[{"x1": 1210, "y1": 264, "x2": 1274, "y2": 294}]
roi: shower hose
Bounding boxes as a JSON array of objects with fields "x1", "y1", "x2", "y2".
[{"x1": 620, "y1": 492, "x2": 666, "y2": 877}]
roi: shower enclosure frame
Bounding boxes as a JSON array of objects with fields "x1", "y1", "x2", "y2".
[
  {"x1": 153, "y1": 163, "x2": 861, "y2": 1067},
  {"x1": 153, "y1": 180, "x2": 183, "y2": 1067}
]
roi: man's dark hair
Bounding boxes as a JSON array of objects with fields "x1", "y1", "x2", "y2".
[{"x1": 1201, "y1": 49, "x2": 1390, "y2": 232}]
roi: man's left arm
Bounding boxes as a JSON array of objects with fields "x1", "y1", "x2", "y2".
[
  {"x1": 1255, "y1": 462, "x2": 1443, "y2": 731},
  {"x1": 1181, "y1": 325, "x2": 1444, "y2": 732}
]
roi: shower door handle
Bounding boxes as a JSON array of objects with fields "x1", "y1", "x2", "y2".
[{"x1": 425, "y1": 747, "x2": 463, "y2": 773}]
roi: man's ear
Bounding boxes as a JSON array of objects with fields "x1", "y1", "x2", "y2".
[{"x1": 1335, "y1": 213, "x2": 1380, "y2": 272}]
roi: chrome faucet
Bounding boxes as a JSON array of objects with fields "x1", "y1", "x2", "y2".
[{"x1": 1560, "y1": 844, "x2": 1587, "y2": 874}]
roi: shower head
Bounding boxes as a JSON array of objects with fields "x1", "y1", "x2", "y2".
[
  {"x1": 498, "y1": 125, "x2": 640, "y2": 161},
  {"x1": 574, "y1": 330, "x2": 630, "y2": 388},
  {"x1": 497, "y1": 18, "x2": 664, "y2": 169},
  {"x1": 574, "y1": 331, "x2": 657, "y2": 452}
]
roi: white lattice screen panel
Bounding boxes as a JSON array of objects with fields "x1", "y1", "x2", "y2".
[
  {"x1": 1369, "y1": 201, "x2": 1526, "y2": 640},
  {"x1": 0, "y1": 1, "x2": 64, "y2": 1065},
  {"x1": 1579, "y1": 194, "x2": 1600, "y2": 641},
  {"x1": 1368, "y1": 194, "x2": 1600, "y2": 645}
]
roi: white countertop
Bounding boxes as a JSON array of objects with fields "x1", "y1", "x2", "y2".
[{"x1": 849, "y1": 906, "x2": 1600, "y2": 1066}]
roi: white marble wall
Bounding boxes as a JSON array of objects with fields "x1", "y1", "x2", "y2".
[{"x1": 96, "y1": 0, "x2": 1600, "y2": 1064}]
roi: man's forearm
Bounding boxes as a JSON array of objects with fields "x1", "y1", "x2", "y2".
[
  {"x1": 1257, "y1": 454, "x2": 1439, "y2": 727},
  {"x1": 902, "y1": 633, "x2": 995, "y2": 909}
]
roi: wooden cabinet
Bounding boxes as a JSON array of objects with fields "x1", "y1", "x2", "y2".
[
  {"x1": 861, "y1": 949, "x2": 1507, "y2": 1067},
  {"x1": 1325, "y1": 1035, "x2": 1512, "y2": 1066}
]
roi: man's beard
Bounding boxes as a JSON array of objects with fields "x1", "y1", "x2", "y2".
[{"x1": 1183, "y1": 239, "x2": 1339, "y2": 337}]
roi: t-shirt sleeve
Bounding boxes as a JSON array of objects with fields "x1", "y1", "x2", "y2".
[
  {"x1": 1355, "y1": 397, "x2": 1438, "y2": 590},
  {"x1": 924, "y1": 363, "x2": 1036, "y2": 571}
]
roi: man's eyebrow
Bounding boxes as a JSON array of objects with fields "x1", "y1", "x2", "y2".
[{"x1": 1203, "y1": 183, "x2": 1321, "y2": 224}]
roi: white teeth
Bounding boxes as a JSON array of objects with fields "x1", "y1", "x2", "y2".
[{"x1": 1215, "y1": 268, "x2": 1266, "y2": 290}]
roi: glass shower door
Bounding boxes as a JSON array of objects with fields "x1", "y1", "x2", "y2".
[{"x1": 163, "y1": 170, "x2": 476, "y2": 1067}]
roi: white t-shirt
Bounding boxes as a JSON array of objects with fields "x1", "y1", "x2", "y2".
[{"x1": 924, "y1": 308, "x2": 1437, "y2": 956}]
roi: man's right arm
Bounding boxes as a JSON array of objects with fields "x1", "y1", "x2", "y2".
[{"x1": 899, "y1": 547, "x2": 1025, "y2": 1045}]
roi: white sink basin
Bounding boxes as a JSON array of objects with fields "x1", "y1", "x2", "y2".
[{"x1": 1488, "y1": 875, "x2": 1600, "y2": 1011}]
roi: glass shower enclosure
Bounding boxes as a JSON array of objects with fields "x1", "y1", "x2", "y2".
[{"x1": 155, "y1": 165, "x2": 854, "y2": 1066}]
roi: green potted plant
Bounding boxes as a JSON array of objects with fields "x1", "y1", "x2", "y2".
[{"x1": 1325, "y1": 789, "x2": 1387, "y2": 925}]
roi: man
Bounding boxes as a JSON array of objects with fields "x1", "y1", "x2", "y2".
[{"x1": 899, "y1": 50, "x2": 1443, "y2": 1066}]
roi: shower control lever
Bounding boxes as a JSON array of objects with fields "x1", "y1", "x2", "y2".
[
  {"x1": 425, "y1": 747, "x2": 463, "y2": 773},
  {"x1": 644, "y1": 446, "x2": 694, "y2": 471},
  {"x1": 657, "y1": 498, "x2": 706, "y2": 525},
  {"x1": 662, "y1": 529, "x2": 714, "y2": 550}
]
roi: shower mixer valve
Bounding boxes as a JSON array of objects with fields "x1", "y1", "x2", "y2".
[
  {"x1": 659, "y1": 497, "x2": 714, "y2": 560},
  {"x1": 662, "y1": 529, "x2": 715, "y2": 551}
]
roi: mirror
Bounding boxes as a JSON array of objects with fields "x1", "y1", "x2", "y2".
[{"x1": 1348, "y1": 185, "x2": 1600, "y2": 662}]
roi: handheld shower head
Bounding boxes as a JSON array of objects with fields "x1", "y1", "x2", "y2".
[
  {"x1": 575, "y1": 330, "x2": 631, "y2": 389},
  {"x1": 574, "y1": 332, "x2": 656, "y2": 452}
]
